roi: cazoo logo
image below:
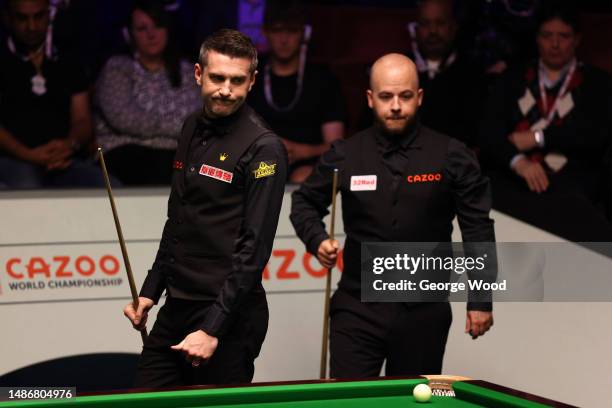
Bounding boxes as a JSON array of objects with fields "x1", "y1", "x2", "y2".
[
  {"x1": 264, "y1": 250, "x2": 343, "y2": 280},
  {"x1": 5, "y1": 255, "x2": 120, "y2": 279}
]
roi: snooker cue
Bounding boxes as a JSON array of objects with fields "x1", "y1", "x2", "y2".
[
  {"x1": 320, "y1": 168, "x2": 339, "y2": 379},
  {"x1": 97, "y1": 148, "x2": 148, "y2": 344}
]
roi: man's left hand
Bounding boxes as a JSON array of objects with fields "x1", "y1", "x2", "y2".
[
  {"x1": 46, "y1": 139, "x2": 74, "y2": 170},
  {"x1": 465, "y1": 311, "x2": 493, "y2": 339},
  {"x1": 171, "y1": 330, "x2": 219, "y2": 366},
  {"x1": 508, "y1": 131, "x2": 537, "y2": 152}
]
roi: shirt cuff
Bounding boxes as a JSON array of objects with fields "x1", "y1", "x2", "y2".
[
  {"x1": 467, "y1": 302, "x2": 493, "y2": 311},
  {"x1": 200, "y1": 303, "x2": 228, "y2": 337},
  {"x1": 307, "y1": 232, "x2": 330, "y2": 257},
  {"x1": 139, "y1": 268, "x2": 165, "y2": 304},
  {"x1": 509, "y1": 153, "x2": 526, "y2": 170}
]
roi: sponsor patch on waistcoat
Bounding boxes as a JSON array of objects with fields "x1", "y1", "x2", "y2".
[
  {"x1": 350, "y1": 175, "x2": 377, "y2": 191},
  {"x1": 253, "y1": 161, "x2": 277, "y2": 179},
  {"x1": 199, "y1": 164, "x2": 233, "y2": 183}
]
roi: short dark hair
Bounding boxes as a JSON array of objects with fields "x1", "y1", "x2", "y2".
[
  {"x1": 535, "y1": 0, "x2": 581, "y2": 33},
  {"x1": 198, "y1": 29, "x2": 258, "y2": 75},
  {"x1": 263, "y1": 0, "x2": 308, "y2": 28}
]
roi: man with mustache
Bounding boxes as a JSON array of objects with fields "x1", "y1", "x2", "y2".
[
  {"x1": 123, "y1": 29, "x2": 288, "y2": 387},
  {"x1": 291, "y1": 53, "x2": 495, "y2": 377}
]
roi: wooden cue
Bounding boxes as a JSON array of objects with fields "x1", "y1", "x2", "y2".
[
  {"x1": 97, "y1": 148, "x2": 147, "y2": 344},
  {"x1": 320, "y1": 168, "x2": 339, "y2": 379}
]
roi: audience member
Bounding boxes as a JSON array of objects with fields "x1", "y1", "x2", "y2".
[
  {"x1": 94, "y1": 0, "x2": 200, "y2": 186},
  {"x1": 359, "y1": 0, "x2": 483, "y2": 146},
  {"x1": 0, "y1": 0, "x2": 106, "y2": 189},
  {"x1": 406, "y1": 0, "x2": 485, "y2": 146},
  {"x1": 479, "y1": 2, "x2": 612, "y2": 241},
  {"x1": 248, "y1": 1, "x2": 346, "y2": 183}
]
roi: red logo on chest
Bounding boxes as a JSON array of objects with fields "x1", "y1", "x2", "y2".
[
  {"x1": 173, "y1": 160, "x2": 184, "y2": 170},
  {"x1": 199, "y1": 164, "x2": 233, "y2": 183},
  {"x1": 407, "y1": 173, "x2": 442, "y2": 183}
]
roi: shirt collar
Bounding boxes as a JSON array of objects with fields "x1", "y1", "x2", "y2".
[
  {"x1": 538, "y1": 58, "x2": 576, "y2": 89},
  {"x1": 374, "y1": 118, "x2": 422, "y2": 152},
  {"x1": 198, "y1": 104, "x2": 246, "y2": 136}
]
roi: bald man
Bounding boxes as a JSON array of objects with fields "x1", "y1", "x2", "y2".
[{"x1": 290, "y1": 54, "x2": 495, "y2": 378}]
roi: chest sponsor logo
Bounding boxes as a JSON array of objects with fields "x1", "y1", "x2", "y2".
[
  {"x1": 173, "y1": 160, "x2": 184, "y2": 170},
  {"x1": 407, "y1": 173, "x2": 442, "y2": 183},
  {"x1": 199, "y1": 164, "x2": 233, "y2": 183},
  {"x1": 350, "y1": 175, "x2": 377, "y2": 191},
  {"x1": 219, "y1": 153, "x2": 229, "y2": 161},
  {"x1": 253, "y1": 161, "x2": 277, "y2": 179}
]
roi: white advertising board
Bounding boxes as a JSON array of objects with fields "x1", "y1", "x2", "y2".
[{"x1": 0, "y1": 188, "x2": 610, "y2": 408}]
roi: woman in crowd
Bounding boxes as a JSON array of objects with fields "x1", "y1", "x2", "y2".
[{"x1": 95, "y1": 0, "x2": 200, "y2": 185}]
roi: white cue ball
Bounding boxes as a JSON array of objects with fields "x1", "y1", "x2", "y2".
[{"x1": 413, "y1": 383, "x2": 432, "y2": 403}]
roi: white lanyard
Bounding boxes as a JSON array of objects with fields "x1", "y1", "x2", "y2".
[
  {"x1": 407, "y1": 22, "x2": 456, "y2": 78},
  {"x1": 7, "y1": 37, "x2": 44, "y2": 62},
  {"x1": 538, "y1": 60, "x2": 576, "y2": 125}
]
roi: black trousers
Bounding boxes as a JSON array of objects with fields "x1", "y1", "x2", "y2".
[
  {"x1": 329, "y1": 290, "x2": 452, "y2": 378},
  {"x1": 135, "y1": 295, "x2": 268, "y2": 388}
]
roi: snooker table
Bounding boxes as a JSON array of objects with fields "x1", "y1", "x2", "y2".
[{"x1": 0, "y1": 376, "x2": 576, "y2": 408}]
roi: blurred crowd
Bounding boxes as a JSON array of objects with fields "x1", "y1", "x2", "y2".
[{"x1": 1, "y1": 0, "x2": 612, "y2": 240}]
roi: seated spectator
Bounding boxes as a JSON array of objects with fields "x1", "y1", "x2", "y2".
[
  {"x1": 410, "y1": 0, "x2": 485, "y2": 146},
  {"x1": 479, "y1": 2, "x2": 612, "y2": 241},
  {"x1": 359, "y1": 0, "x2": 484, "y2": 146},
  {"x1": 248, "y1": 0, "x2": 346, "y2": 183},
  {"x1": 94, "y1": 0, "x2": 200, "y2": 186},
  {"x1": 0, "y1": 0, "x2": 106, "y2": 189}
]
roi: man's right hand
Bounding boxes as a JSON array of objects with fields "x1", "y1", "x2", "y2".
[
  {"x1": 124, "y1": 297, "x2": 155, "y2": 331},
  {"x1": 513, "y1": 157, "x2": 549, "y2": 193},
  {"x1": 317, "y1": 239, "x2": 339, "y2": 269}
]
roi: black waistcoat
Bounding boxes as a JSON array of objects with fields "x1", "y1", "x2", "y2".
[
  {"x1": 339, "y1": 126, "x2": 454, "y2": 291},
  {"x1": 160, "y1": 105, "x2": 272, "y2": 300}
]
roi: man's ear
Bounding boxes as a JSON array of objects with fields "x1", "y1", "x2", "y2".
[
  {"x1": 194, "y1": 63, "x2": 203, "y2": 85},
  {"x1": 417, "y1": 88, "x2": 424, "y2": 107},
  {"x1": 248, "y1": 70, "x2": 258, "y2": 92},
  {"x1": 367, "y1": 89, "x2": 373, "y2": 109}
]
